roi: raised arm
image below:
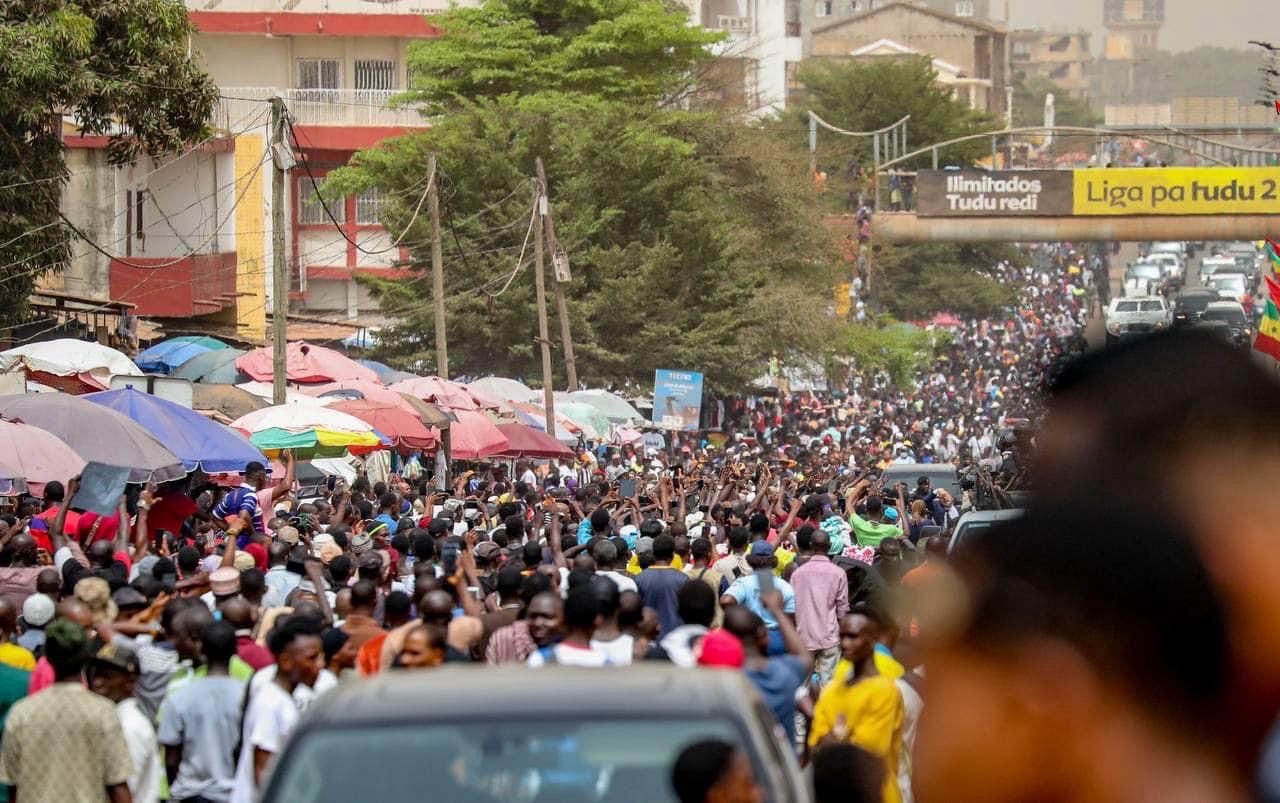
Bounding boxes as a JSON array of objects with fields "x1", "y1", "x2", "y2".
[{"x1": 270, "y1": 449, "x2": 296, "y2": 503}]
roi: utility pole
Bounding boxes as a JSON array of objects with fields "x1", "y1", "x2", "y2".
[
  {"x1": 535, "y1": 157, "x2": 578, "y2": 391},
  {"x1": 428, "y1": 153, "x2": 448, "y2": 378},
  {"x1": 532, "y1": 176, "x2": 556, "y2": 436},
  {"x1": 269, "y1": 97, "x2": 289, "y2": 406}
]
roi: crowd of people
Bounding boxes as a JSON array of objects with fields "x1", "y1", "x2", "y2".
[{"x1": 11, "y1": 241, "x2": 1280, "y2": 803}]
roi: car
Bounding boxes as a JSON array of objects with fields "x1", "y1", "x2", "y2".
[
  {"x1": 1199, "y1": 256, "x2": 1237, "y2": 284},
  {"x1": 879, "y1": 462, "x2": 961, "y2": 499},
  {"x1": 947, "y1": 508, "x2": 1023, "y2": 554},
  {"x1": 1123, "y1": 263, "x2": 1164, "y2": 298},
  {"x1": 1105, "y1": 296, "x2": 1171, "y2": 344},
  {"x1": 1145, "y1": 241, "x2": 1186, "y2": 259},
  {"x1": 1208, "y1": 272, "x2": 1249, "y2": 304},
  {"x1": 1172, "y1": 288, "x2": 1220, "y2": 326},
  {"x1": 259, "y1": 667, "x2": 809, "y2": 803},
  {"x1": 1145, "y1": 252, "x2": 1183, "y2": 277},
  {"x1": 1187, "y1": 318, "x2": 1235, "y2": 344},
  {"x1": 1200, "y1": 300, "x2": 1253, "y2": 347}
]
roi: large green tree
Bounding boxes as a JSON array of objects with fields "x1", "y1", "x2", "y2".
[
  {"x1": 872, "y1": 241, "x2": 1020, "y2": 320},
  {"x1": 0, "y1": 0, "x2": 217, "y2": 325},
  {"x1": 333, "y1": 0, "x2": 843, "y2": 390}
]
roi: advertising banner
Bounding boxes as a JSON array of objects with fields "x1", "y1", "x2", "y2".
[
  {"x1": 653, "y1": 370, "x2": 703, "y2": 432},
  {"x1": 916, "y1": 170, "x2": 1072, "y2": 216}
]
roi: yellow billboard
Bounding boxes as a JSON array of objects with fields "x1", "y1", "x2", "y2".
[{"x1": 1072, "y1": 167, "x2": 1280, "y2": 216}]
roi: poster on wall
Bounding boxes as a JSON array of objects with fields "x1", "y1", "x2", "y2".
[{"x1": 652, "y1": 370, "x2": 703, "y2": 432}]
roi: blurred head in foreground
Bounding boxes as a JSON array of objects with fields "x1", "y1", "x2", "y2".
[
  {"x1": 1038, "y1": 329, "x2": 1280, "y2": 753},
  {"x1": 914, "y1": 499, "x2": 1247, "y2": 803}
]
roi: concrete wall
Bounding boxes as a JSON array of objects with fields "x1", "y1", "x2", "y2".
[
  {"x1": 58, "y1": 148, "x2": 115, "y2": 300},
  {"x1": 192, "y1": 34, "x2": 410, "y2": 92}
]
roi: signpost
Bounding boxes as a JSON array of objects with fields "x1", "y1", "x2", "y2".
[{"x1": 652, "y1": 370, "x2": 703, "y2": 432}]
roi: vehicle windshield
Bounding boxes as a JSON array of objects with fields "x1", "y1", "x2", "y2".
[
  {"x1": 880, "y1": 466, "x2": 960, "y2": 496},
  {"x1": 1127, "y1": 265, "x2": 1161, "y2": 279},
  {"x1": 1211, "y1": 276, "x2": 1245, "y2": 294},
  {"x1": 268, "y1": 719, "x2": 752, "y2": 803},
  {"x1": 1234, "y1": 256, "x2": 1255, "y2": 270},
  {"x1": 1176, "y1": 294, "x2": 1215, "y2": 312},
  {"x1": 1115, "y1": 301, "x2": 1163, "y2": 312},
  {"x1": 1202, "y1": 307, "x2": 1247, "y2": 327}
]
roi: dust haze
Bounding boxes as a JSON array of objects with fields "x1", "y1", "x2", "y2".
[{"x1": 1008, "y1": 0, "x2": 1279, "y2": 53}]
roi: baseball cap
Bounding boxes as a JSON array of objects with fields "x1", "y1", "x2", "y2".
[
  {"x1": 91, "y1": 642, "x2": 140, "y2": 675},
  {"x1": 276, "y1": 525, "x2": 300, "y2": 545},
  {"x1": 750, "y1": 541, "x2": 775, "y2": 558},
  {"x1": 111, "y1": 586, "x2": 148, "y2": 610},
  {"x1": 210, "y1": 567, "x2": 241, "y2": 596},
  {"x1": 697, "y1": 629, "x2": 745, "y2": 669},
  {"x1": 636, "y1": 536, "x2": 655, "y2": 556},
  {"x1": 883, "y1": 507, "x2": 900, "y2": 522},
  {"x1": 21, "y1": 594, "x2": 54, "y2": 627},
  {"x1": 232, "y1": 551, "x2": 256, "y2": 572},
  {"x1": 310, "y1": 531, "x2": 335, "y2": 558},
  {"x1": 319, "y1": 543, "x2": 343, "y2": 564},
  {"x1": 350, "y1": 532, "x2": 373, "y2": 554},
  {"x1": 473, "y1": 541, "x2": 502, "y2": 561}
]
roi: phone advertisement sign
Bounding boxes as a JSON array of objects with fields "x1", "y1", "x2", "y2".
[{"x1": 653, "y1": 370, "x2": 703, "y2": 432}]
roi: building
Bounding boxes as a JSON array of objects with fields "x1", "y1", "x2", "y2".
[
  {"x1": 683, "y1": 0, "x2": 801, "y2": 114},
  {"x1": 1103, "y1": 0, "x2": 1163, "y2": 60},
  {"x1": 51, "y1": 0, "x2": 444, "y2": 346},
  {"x1": 846, "y1": 39, "x2": 993, "y2": 110},
  {"x1": 1009, "y1": 30, "x2": 1092, "y2": 100},
  {"x1": 810, "y1": 1, "x2": 1008, "y2": 116}
]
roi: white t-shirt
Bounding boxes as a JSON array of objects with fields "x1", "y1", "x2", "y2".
[
  {"x1": 119, "y1": 697, "x2": 164, "y2": 803},
  {"x1": 595, "y1": 570, "x2": 638, "y2": 594},
  {"x1": 526, "y1": 642, "x2": 612, "y2": 667},
  {"x1": 230, "y1": 682, "x2": 300, "y2": 803},
  {"x1": 250, "y1": 664, "x2": 337, "y2": 712},
  {"x1": 589, "y1": 635, "x2": 634, "y2": 666}
]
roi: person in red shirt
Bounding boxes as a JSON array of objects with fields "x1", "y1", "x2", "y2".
[
  {"x1": 146, "y1": 480, "x2": 199, "y2": 546},
  {"x1": 33, "y1": 480, "x2": 78, "y2": 554}
]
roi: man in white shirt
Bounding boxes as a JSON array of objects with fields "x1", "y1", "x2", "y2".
[
  {"x1": 87, "y1": 642, "x2": 164, "y2": 803},
  {"x1": 230, "y1": 615, "x2": 325, "y2": 803},
  {"x1": 527, "y1": 588, "x2": 612, "y2": 667}
]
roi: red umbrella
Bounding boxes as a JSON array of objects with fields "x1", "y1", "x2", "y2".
[
  {"x1": 236, "y1": 342, "x2": 379, "y2": 385},
  {"x1": 389, "y1": 376, "x2": 493, "y2": 412},
  {"x1": 329, "y1": 400, "x2": 439, "y2": 452},
  {"x1": 448, "y1": 410, "x2": 509, "y2": 459},
  {"x1": 495, "y1": 422, "x2": 575, "y2": 459}
]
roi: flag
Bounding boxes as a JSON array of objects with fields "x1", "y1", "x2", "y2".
[
  {"x1": 1255, "y1": 274, "x2": 1280, "y2": 362},
  {"x1": 1267, "y1": 238, "x2": 1280, "y2": 274}
]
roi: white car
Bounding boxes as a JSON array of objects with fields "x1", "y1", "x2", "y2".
[
  {"x1": 1106, "y1": 296, "x2": 1172, "y2": 344},
  {"x1": 1148, "y1": 241, "x2": 1186, "y2": 256},
  {"x1": 1146, "y1": 252, "x2": 1183, "y2": 277},
  {"x1": 1123, "y1": 263, "x2": 1164, "y2": 298},
  {"x1": 1208, "y1": 272, "x2": 1249, "y2": 304},
  {"x1": 1200, "y1": 256, "x2": 1237, "y2": 284}
]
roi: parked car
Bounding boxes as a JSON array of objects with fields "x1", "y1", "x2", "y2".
[
  {"x1": 1199, "y1": 256, "x2": 1238, "y2": 284},
  {"x1": 879, "y1": 462, "x2": 961, "y2": 499},
  {"x1": 947, "y1": 508, "x2": 1024, "y2": 554},
  {"x1": 1200, "y1": 300, "x2": 1253, "y2": 347},
  {"x1": 1123, "y1": 263, "x2": 1164, "y2": 298},
  {"x1": 1105, "y1": 296, "x2": 1171, "y2": 345},
  {"x1": 260, "y1": 668, "x2": 810, "y2": 803},
  {"x1": 1208, "y1": 272, "x2": 1249, "y2": 304},
  {"x1": 1172, "y1": 288, "x2": 1220, "y2": 326}
]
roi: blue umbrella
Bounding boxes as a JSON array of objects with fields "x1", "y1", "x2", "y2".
[
  {"x1": 171, "y1": 348, "x2": 247, "y2": 385},
  {"x1": 84, "y1": 386, "x2": 266, "y2": 473},
  {"x1": 137, "y1": 337, "x2": 229, "y2": 375},
  {"x1": 357, "y1": 359, "x2": 417, "y2": 385}
]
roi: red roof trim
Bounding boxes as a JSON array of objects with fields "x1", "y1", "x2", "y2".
[
  {"x1": 189, "y1": 11, "x2": 439, "y2": 38},
  {"x1": 291, "y1": 125, "x2": 421, "y2": 152}
]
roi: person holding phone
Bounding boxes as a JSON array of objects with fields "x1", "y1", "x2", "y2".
[{"x1": 720, "y1": 542, "x2": 797, "y2": 656}]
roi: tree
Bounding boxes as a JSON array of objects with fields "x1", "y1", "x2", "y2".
[
  {"x1": 871, "y1": 241, "x2": 1020, "y2": 320},
  {"x1": 0, "y1": 0, "x2": 218, "y2": 325},
  {"x1": 793, "y1": 57, "x2": 999, "y2": 172}
]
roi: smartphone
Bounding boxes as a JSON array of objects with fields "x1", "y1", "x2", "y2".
[
  {"x1": 755, "y1": 567, "x2": 775, "y2": 596},
  {"x1": 619, "y1": 478, "x2": 637, "y2": 498},
  {"x1": 326, "y1": 475, "x2": 338, "y2": 492},
  {"x1": 442, "y1": 544, "x2": 459, "y2": 576}
]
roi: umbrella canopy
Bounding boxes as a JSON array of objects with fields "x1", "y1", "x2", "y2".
[
  {"x1": 302, "y1": 381, "x2": 419, "y2": 415},
  {"x1": 469, "y1": 377, "x2": 537, "y2": 406},
  {"x1": 330, "y1": 400, "x2": 439, "y2": 451},
  {"x1": 447, "y1": 410, "x2": 510, "y2": 459},
  {"x1": 929, "y1": 312, "x2": 963, "y2": 328},
  {"x1": 0, "y1": 418, "x2": 87, "y2": 496},
  {"x1": 565, "y1": 389, "x2": 645, "y2": 424},
  {"x1": 236, "y1": 341, "x2": 379, "y2": 385},
  {"x1": 390, "y1": 376, "x2": 493, "y2": 412},
  {"x1": 357, "y1": 360, "x2": 417, "y2": 385},
  {"x1": 0, "y1": 394, "x2": 185, "y2": 483},
  {"x1": 192, "y1": 384, "x2": 268, "y2": 422},
  {"x1": 396, "y1": 394, "x2": 453, "y2": 429},
  {"x1": 0, "y1": 463, "x2": 28, "y2": 497},
  {"x1": 0, "y1": 338, "x2": 142, "y2": 390},
  {"x1": 84, "y1": 387, "x2": 266, "y2": 474},
  {"x1": 556, "y1": 402, "x2": 609, "y2": 440},
  {"x1": 508, "y1": 402, "x2": 581, "y2": 442},
  {"x1": 171, "y1": 348, "x2": 248, "y2": 385},
  {"x1": 230, "y1": 402, "x2": 383, "y2": 459},
  {"x1": 236, "y1": 382, "x2": 335, "y2": 407},
  {"x1": 135, "y1": 337, "x2": 229, "y2": 374},
  {"x1": 494, "y1": 422, "x2": 575, "y2": 459}
]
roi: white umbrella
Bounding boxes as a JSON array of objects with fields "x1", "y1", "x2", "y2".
[
  {"x1": 565, "y1": 389, "x2": 645, "y2": 424},
  {"x1": 469, "y1": 377, "x2": 538, "y2": 405},
  {"x1": 236, "y1": 382, "x2": 336, "y2": 406},
  {"x1": 0, "y1": 338, "x2": 141, "y2": 388}
]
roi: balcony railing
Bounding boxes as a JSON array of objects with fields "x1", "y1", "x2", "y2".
[{"x1": 216, "y1": 88, "x2": 428, "y2": 131}]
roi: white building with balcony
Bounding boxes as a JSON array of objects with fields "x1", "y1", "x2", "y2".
[{"x1": 685, "y1": 0, "x2": 802, "y2": 115}]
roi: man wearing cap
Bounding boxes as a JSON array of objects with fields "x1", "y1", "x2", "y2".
[
  {"x1": 16, "y1": 594, "x2": 53, "y2": 657},
  {"x1": 201, "y1": 568, "x2": 242, "y2": 613},
  {"x1": 89, "y1": 641, "x2": 163, "y2": 803},
  {"x1": 721, "y1": 542, "x2": 798, "y2": 656}
]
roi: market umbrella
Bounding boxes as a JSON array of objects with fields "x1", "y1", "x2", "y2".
[
  {"x1": 508, "y1": 401, "x2": 581, "y2": 442},
  {"x1": 236, "y1": 382, "x2": 337, "y2": 407},
  {"x1": 468, "y1": 377, "x2": 537, "y2": 406},
  {"x1": 192, "y1": 384, "x2": 268, "y2": 422},
  {"x1": 230, "y1": 402, "x2": 384, "y2": 459},
  {"x1": 135, "y1": 336, "x2": 229, "y2": 375},
  {"x1": 0, "y1": 338, "x2": 142, "y2": 392},
  {"x1": 447, "y1": 410, "x2": 509, "y2": 459},
  {"x1": 0, "y1": 462, "x2": 28, "y2": 497},
  {"x1": 494, "y1": 422, "x2": 574, "y2": 459},
  {"x1": 330, "y1": 400, "x2": 439, "y2": 452},
  {"x1": 0, "y1": 418, "x2": 87, "y2": 496},
  {"x1": 396, "y1": 394, "x2": 453, "y2": 430},
  {"x1": 566, "y1": 389, "x2": 645, "y2": 424},
  {"x1": 303, "y1": 380, "x2": 421, "y2": 415},
  {"x1": 236, "y1": 342, "x2": 379, "y2": 385},
  {"x1": 556, "y1": 402, "x2": 609, "y2": 440},
  {"x1": 84, "y1": 387, "x2": 266, "y2": 474},
  {"x1": 357, "y1": 360, "x2": 417, "y2": 385},
  {"x1": 0, "y1": 393, "x2": 185, "y2": 483},
  {"x1": 171, "y1": 348, "x2": 248, "y2": 385},
  {"x1": 390, "y1": 376, "x2": 493, "y2": 412}
]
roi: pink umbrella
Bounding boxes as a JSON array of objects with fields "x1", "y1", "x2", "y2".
[
  {"x1": 330, "y1": 400, "x2": 440, "y2": 452},
  {"x1": 300, "y1": 380, "x2": 421, "y2": 415},
  {"x1": 0, "y1": 418, "x2": 88, "y2": 496},
  {"x1": 929, "y1": 312, "x2": 963, "y2": 328},
  {"x1": 447, "y1": 410, "x2": 509, "y2": 459},
  {"x1": 235, "y1": 342, "x2": 380, "y2": 385},
  {"x1": 390, "y1": 376, "x2": 493, "y2": 412},
  {"x1": 494, "y1": 423, "x2": 574, "y2": 459}
]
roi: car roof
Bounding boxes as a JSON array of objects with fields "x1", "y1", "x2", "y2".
[
  {"x1": 1114, "y1": 295, "x2": 1163, "y2": 302},
  {"x1": 298, "y1": 667, "x2": 761, "y2": 727},
  {"x1": 957, "y1": 508, "x2": 1024, "y2": 523},
  {"x1": 1178, "y1": 288, "x2": 1217, "y2": 297},
  {"x1": 1204, "y1": 301, "x2": 1244, "y2": 311},
  {"x1": 1210, "y1": 272, "x2": 1246, "y2": 281}
]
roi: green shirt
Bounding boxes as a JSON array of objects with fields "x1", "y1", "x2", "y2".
[
  {"x1": 0, "y1": 664, "x2": 29, "y2": 803},
  {"x1": 848, "y1": 510, "x2": 902, "y2": 547}
]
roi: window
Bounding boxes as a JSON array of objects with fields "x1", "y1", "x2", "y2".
[
  {"x1": 849, "y1": 0, "x2": 861, "y2": 10},
  {"x1": 125, "y1": 189, "x2": 146, "y2": 256},
  {"x1": 355, "y1": 188, "x2": 391, "y2": 225},
  {"x1": 954, "y1": 0, "x2": 974, "y2": 16},
  {"x1": 354, "y1": 59, "x2": 396, "y2": 91},
  {"x1": 297, "y1": 58, "x2": 341, "y2": 90},
  {"x1": 814, "y1": 0, "x2": 831, "y2": 17},
  {"x1": 299, "y1": 176, "x2": 343, "y2": 226}
]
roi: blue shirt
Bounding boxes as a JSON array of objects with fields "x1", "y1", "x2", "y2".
[
  {"x1": 746, "y1": 656, "x2": 807, "y2": 747},
  {"x1": 635, "y1": 567, "x2": 689, "y2": 638},
  {"x1": 724, "y1": 574, "x2": 796, "y2": 630},
  {"x1": 375, "y1": 513, "x2": 398, "y2": 532},
  {"x1": 212, "y1": 484, "x2": 263, "y2": 534}
]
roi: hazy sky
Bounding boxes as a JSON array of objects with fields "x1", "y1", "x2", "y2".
[{"x1": 1006, "y1": 0, "x2": 1279, "y2": 53}]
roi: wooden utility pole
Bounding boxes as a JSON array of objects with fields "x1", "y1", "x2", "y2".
[
  {"x1": 532, "y1": 177, "x2": 556, "y2": 435},
  {"x1": 428, "y1": 153, "x2": 448, "y2": 378},
  {"x1": 269, "y1": 97, "x2": 289, "y2": 406},
  {"x1": 535, "y1": 157, "x2": 578, "y2": 391}
]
